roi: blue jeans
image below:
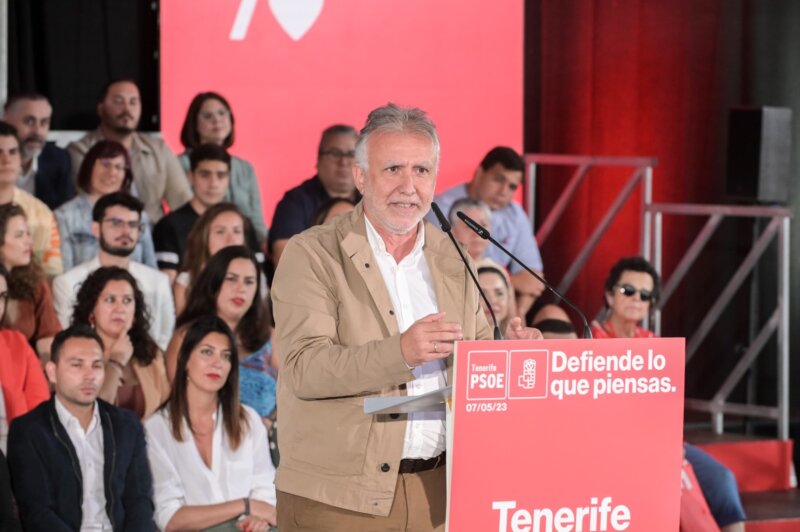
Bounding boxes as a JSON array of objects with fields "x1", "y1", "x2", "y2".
[{"x1": 684, "y1": 443, "x2": 746, "y2": 526}]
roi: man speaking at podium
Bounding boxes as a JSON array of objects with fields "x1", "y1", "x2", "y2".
[{"x1": 272, "y1": 103, "x2": 540, "y2": 531}]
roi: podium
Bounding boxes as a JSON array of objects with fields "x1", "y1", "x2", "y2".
[{"x1": 365, "y1": 337, "x2": 686, "y2": 532}]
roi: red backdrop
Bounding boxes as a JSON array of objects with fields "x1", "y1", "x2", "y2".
[
  {"x1": 160, "y1": 0, "x2": 524, "y2": 225},
  {"x1": 533, "y1": 0, "x2": 733, "y2": 322}
]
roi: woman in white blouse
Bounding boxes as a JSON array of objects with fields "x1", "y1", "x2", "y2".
[{"x1": 145, "y1": 315, "x2": 276, "y2": 531}]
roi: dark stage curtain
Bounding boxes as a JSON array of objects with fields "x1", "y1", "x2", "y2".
[
  {"x1": 526, "y1": 1, "x2": 756, "y2": 399},
  {"x1": 8, "y1": 0, "x2": 160, "y2": 130}
]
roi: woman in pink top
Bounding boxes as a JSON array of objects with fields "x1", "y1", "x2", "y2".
[
  {"x1": 0, "y1": 263, "x2": 50, "y2": 452},
  {"x1": 590, "y1": 256, "x2": 658, "y2": 339}
]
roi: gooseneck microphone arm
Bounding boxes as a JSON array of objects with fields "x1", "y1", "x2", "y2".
[
  {"x1": 430, "y1": 202, "x2": 503, "y2": 340},
  {"x1": 456, "y1": 210, "x2": 593, "y2": 339}
]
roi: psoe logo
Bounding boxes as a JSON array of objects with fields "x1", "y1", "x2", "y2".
[
  {"x1": 466, "y1": 350, "x2": 508, "y2": 401},
  {"x1": 231, "y1": 0, "x2": 324, "y2": 41},
  {"x1": 508, "y1": 350, "x2": 549, "y2": 399}
]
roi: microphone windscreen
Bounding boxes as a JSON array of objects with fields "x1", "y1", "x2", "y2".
[{"x1": 430, "y1": 202, "x2": 451, "y2": 232}]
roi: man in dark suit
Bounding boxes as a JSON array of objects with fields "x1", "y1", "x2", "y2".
[{"x1": 3, "y1": 92, "x2": 75, "y2": 210}]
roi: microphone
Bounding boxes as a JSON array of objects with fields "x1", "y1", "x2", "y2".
[
  {"x1": 430, "y1": 202, "x2": 503, "y2": 340},
  {"x1": 456, "y1": 210, "x2": 593, "y2": 339}
]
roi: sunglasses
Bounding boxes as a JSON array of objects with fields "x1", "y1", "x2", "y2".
[{"x1": 615, "y1": 283, "x2": 654, "y2": 302}]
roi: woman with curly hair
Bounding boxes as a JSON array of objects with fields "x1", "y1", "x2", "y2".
[
  {"x1": 173, "y1": 202, "x2": 263, "y2": 316},
  {"x1": 0, "y1": 204, "x2": 61, "y2": 359},
  {"x1": 177, "y1": 91, "x2": 267, "y2": 241},
  {"x1": 54, "y1": 140, "x2": 157, "y2": 269},
  {"x1": 71, "y1": 266, "x2": 169, "y2": 418},
  {"x1": 166, "y1": 246, "x2": 277, "y2": 425}
]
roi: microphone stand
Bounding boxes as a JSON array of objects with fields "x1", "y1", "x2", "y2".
[
  {"x1": 456, "y1": 210, "x2": 593, "y2": 339},
  {"x1": 430, "y1": 203, "x2": 503, "y2": 340}
]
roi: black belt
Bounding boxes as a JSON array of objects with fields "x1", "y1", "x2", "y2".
[{"x1": 398, "y1": 453, "x2": 446, "y2": 474}]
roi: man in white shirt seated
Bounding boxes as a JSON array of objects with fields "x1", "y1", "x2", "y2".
[
  {"x1": 52, "y1": 192, "x2": 175, "y2": 350},
  {"x1": 6, "y1": 325, "x2": 155, "y2": 531}
]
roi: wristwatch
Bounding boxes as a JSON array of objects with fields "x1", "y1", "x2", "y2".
[{"x1": 243, "y1": 497, "x2": 250, "y2": 516}]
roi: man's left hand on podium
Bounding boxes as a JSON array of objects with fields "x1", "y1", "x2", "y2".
[{"x1": 504, "y1": 317, "x2": 543, "y2": 341}]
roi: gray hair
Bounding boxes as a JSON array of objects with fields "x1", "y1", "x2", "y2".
[
  {"x1": 354, "y1": 103, "x2": 440, "y2": 172},
  {"x1": 448, "y1": 197, "x2": 491, "y2": 226}
]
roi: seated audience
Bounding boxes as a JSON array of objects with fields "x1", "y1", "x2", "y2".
[
  {"x1": 3, "y1": 92, "x2": 75, "y2": 209},
  {"x1": 71, "y1": 267, "x2": 170, "y2": 419},
  {"x1": 55, "y1": 140, "x2": 157, "y2": 269},
  {"x1": 0, "y1": 451, "x2": 21, "y2": 531},
  {"x1": 312, "y1": 196, "x2": 357, "y2": 226},
  {"x1": 146, "y1": 315, "x2": 277, "y2": 531},
  {"x1": 477, "y1": 259, "x2": 516, "y2": 333},
  {"x1": 167, "y1": 246, "x2": 277, "y2": 423},
  {"x1": 7, "y1": 325, "x2": 155, "y2": 530},
  {"x1": 154, "y1": 143, "x2": 232, "y2": 283},
  {"x1": 177, "y1": 92, "x2": 267, "y2": 241},
  {"x1": 0, "y1": 203, "x2": 61, "y2": 359},
  {"x1": 68, "y1": 78, "x2": 192, "y2": 222},
  {"x1": 592, "y1": 256, "x2": 746, "y2": 532},
  {"x1": 448, "y1": 196, "x2": 491, "y2": 262},
  {"x1": 0, "y1": 262, "x2": 50, "y2": 452},
  {"x1": 0, "y1": 121, "x2": 62, "y2": 276},
  {"x1": 269, "y1": 124, "x2": 360, "y2": 265},
  {"x1": 52, "y1": 192, "x2": 174, "y2": 350},
  {"x1": 173, "y1": 202, "x2": 263, "y2": 316},
  {"x1": 431, "y1": 146, "x2": 544, "y2": 316}
]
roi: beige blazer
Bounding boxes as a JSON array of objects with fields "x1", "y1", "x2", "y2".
[{"x1": 272, "y1": 204, "x2": 492, "y2": 516}]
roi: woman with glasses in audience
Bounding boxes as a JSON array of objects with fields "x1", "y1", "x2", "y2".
[
  {"x1": 178, "y1": 92, "x2": 267, "y2": 242},
  {"x1": 591, "y1": 256, "x2": 659, "y2": 339},
  {"x1": 167, "y1": 246, "x2": 277, "y2": 430},
  {"x1": 54, "y1": 140, "x2": 157, "y2": 269},
  {"x1": 0, "y1": 263, "x2": 49, "y2": 453},
  {"x1": 147, "y1": 315, "x2": 276, "y2": 531},
  {"x1": 173, "y1": 203, "x2": 263, "y2": 316},
  {"x1": 0, "y1": 204, "x2": 61, "y2": 359},
  {"x1": 592, "y1": 256, "x2": 746, "y2": 532},
  {"x1": 71, "y1": 266, "x2": 169, "y2": 419}
]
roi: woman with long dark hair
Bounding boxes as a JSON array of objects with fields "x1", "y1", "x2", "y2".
[
  {"x1": 146, "y1": 315, "x2": 276, "y2": 531},
  {"x1": 167, "y1": 246, "x2": 277, "y2": 423},
  {"x1": 0, "y1": 204, "x2": 61, "y2": 359},
  {"x1": 71, "y1": 266, "x2": 169, "y2": 418},
  {"x1": 178, "y1": 92, "x2": 267, "y2": 241},
  {"x1": 54, "y1": 140, "x2": 157, "y2": 269}
]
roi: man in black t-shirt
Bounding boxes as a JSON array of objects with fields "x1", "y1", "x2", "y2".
[
  {"x1": 153, "y1": 144, "x2": 231, "y2": 284},
  {"x1": 268, "y1": 124, "x2": 361, "y2": 266}
]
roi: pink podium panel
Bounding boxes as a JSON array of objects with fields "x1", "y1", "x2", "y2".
[{"x1": 449, "y1": 338, "x2": 685, "y2": 532}]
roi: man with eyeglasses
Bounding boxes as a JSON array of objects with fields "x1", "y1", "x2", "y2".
[
  {"x1": 52, "y1": 192, "x2": 174, "y2": 350},
  {"x1": 68, "y1": 79, "x2": 192, "y2": 223},
  {"x1": 268, "y1": 124, "x2": 361, "y2": 266},
  {"x1": 428, "y1": 146, "x2": 545, "y2": 317}
]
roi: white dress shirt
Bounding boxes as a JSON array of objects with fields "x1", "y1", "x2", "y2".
[
  {"x1": 145, "y1": 404, "x2": 277, "y2": 531},
  {"x1": 54, "y1": 397, "x2": 112, "y2": 531},
  {"x1": 365, "y1": 217, "x2": 446, "y2": 460},
  {"x1": 51, "y1": 257, "x2": 175, "y2": 351}
]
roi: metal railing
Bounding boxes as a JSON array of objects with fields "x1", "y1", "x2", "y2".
[
  {"x1": 525, "y1": 154, "x2": 657, "y2": 295},
  {"x1": 648, "y1": 203, "x2": 791, "y2": 439}
]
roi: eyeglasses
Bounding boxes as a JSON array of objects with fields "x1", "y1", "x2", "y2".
[
  {"x1": 615, "y1": 284, "x2": 654, "y2": 302},
  {"x1": 97, "y1": 158, "x2": 128, "y2": 173},
  {"x1": 320, "y1": 149, "x2": 356, "y2": 161},
  {"x1": 103, "y1": 218, "x2": 142, "y2": 231}
]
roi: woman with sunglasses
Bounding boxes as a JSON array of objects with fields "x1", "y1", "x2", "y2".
[
  {"x1": 592, "y1": 256, "x2": 746, "y2": 532},
  {"x1": 54, "y1": 140, "x2": 157, "y2": 270},
  {"x1": 591, "y1": 256, "x2": 658, "y2": 339}
]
